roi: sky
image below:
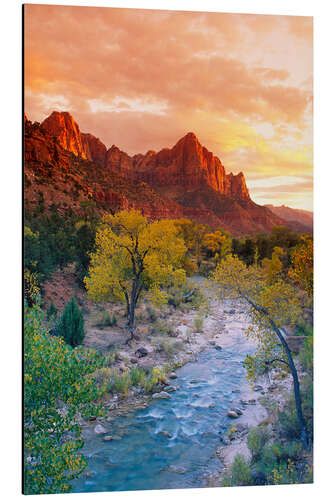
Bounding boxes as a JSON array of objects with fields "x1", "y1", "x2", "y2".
[{"x1": 24, "y1": 4, "x2": 313, "y2": 210}]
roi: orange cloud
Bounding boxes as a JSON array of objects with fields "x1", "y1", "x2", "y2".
[{"x1": 24, "y1": 4, "x2": 313, "y2": 210}]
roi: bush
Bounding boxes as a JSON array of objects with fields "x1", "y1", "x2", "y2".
[
  {"x1": 193, "y1": 315, "x2": 204, "y2": 332},
  {"x1": 152, "y1": 337, "x2": 183, "y2": 357},
  {"x1": 227, "y1": 454, "x2": 252, "y2": 486},
  {"x1": 24, "y1": 269, "x2": 40, "y2": 307},
  {"x1": 47, "y1": 300, "x2": 58, "y2": 320},
  {"x1": 111, "y1": 314, "x2": 117, "y2": 326},
  {"x1": 247, "y1": 426, "x2": 270, "y2": 462},
  {"x1": 277, "y1": 376, "x2": 313, "y2": 443},
  {"x1": 299, "y1": 330, "x2": 313, "y2": 374},
  {"x1": 96, "y1": 310, "x2": 112, "y2": 327},
  {"x1": 111, "y1": 371, "x2": 131, "y2": 395},
  {"x1": 141, "y1": 366, "x2": 166, "y2": 393},
  {"x1": 24, "y1": 300, "x2": 105, "y2": 494},
  {"x1": 129, "y1": 366, "x2": 146, "y2": 386},
  {"x1": 151, "y1": 319, "x2": 174, "y2": 336},
  {"x1": 57, "y1": 297, "x2": 85, "y2": 347}
]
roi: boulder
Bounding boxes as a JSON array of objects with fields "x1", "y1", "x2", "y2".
[
  {"x1": 103, "y1": 435, "x2": 114, "y2": 441},
  {"x1": 158, "y1": 430, "x2": 172, "y2": 438},
  {"x1": 227, "y1": 410, "x2": 239, "y2": 419},
  {"x1": 253, "y1": 385, "x2": 263, "y2": 392},
  {"x1": 135, "y1": 347, "x2": 148, "y2": 358},
  {"x1": 152, "y1": 391, "x2": 171, "y2": 399},
  {"x1": 94, "y1": 424, "x2": 107, "y2": 435},
  {"x1": 164, "y1": 385, "x2": 179, "y2": 392},
  {"x1": 169, "y1": 372, "x2": 178, "y2": 379}
]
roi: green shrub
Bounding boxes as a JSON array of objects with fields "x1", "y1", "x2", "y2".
[
  {"x1": 24, "y1": 300, "x2": 105, "y2": 494},
  {"x1": 111, "y1": 314, "x2": 117, "y2": 326},
  {"x1": 277, "y1": 376, "x2": 313, "y2": 443},
  {"x1": 47, "y1": 300, "x2": 58, "y2": 320},
  {"x1": 111, "y1": 371, "x2": 131, "y2": 395},
  {"x1": 225, "y1": 454, "x2": 252, "y2": 486},
  {"x1": 295, "y1": 317, "x2": 313, "y2": 337},
  {"x1": 141, "y1": 366, "x2": 166, "y2": 393},
  {"x1": 57, "y1": 297, "x2": 85, "y2": 347},
  {"x1": 247, "y1": 426, "x2": 270, "y2": 462},
  {"x1": 129, "y1": 366, "x2": 146, "y2": 386},
  {"x1": 95, "y1": 310, "x2": 112, "y2": 327},
  {"x1": 299, "y1": 330, "x2": 313, "y2": 374},
  {"x1": 151, "y1": 319, "x2": 173, "y2": 336}
]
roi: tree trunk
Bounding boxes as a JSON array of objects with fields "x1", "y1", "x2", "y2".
[
  {"x1": 268, "y1": 318, "x2": 308, "y2": 449},
  {"x1": 126, "y1": 280, "x2": 137, "y2": 344},
  {"x1": 246, "y1": 297, "x2": 308, "y2": 449}
]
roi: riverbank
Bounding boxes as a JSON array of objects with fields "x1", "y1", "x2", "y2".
[{"x1": 73, "y1": 287, "x2": 300, "y2": 492}]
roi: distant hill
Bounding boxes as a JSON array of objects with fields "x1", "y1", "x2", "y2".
[{"x1": 265, "y1": 204, "x2": 313, "y2": 232}]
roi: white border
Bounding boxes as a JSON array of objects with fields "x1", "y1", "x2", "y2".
[{"x1": 1, "y1": 1, "x2": 332, "y2": 499}]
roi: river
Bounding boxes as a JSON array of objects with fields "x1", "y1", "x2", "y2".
[{"x1": 72, "y1": 302, "x2": 257, "y2": 493}]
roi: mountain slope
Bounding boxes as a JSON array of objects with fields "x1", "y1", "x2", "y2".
[
  {"x1": 24, "y1": 111, "x2": 305, "y2": 235},
  {"x1": 265, "y1": 204, "x2": 313, "y2": 231}
]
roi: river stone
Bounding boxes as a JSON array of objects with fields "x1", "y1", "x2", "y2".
[
  {"x1": 215, "y1": 345, "x2": 222, "y2": 351},
  {"x1": 253, "y1": 385, "x2": 264, "y2": 392},
  {"x1": 103, "y1": 435, "x2": 114, "y2": 441},
  {"x1": 94, "y1": 424, "x2": 107, "y2": 435},
  {"x1": 130, "y1": 358, "x2": 138, "y2": 364},
  {"x1": 190, "y1": 379, "x2": 201, "y2": 384},
  {"x1": 152, "y1": 391, "x2": 171, "y2": 399},
  {"x1": 169, "y1": 372, "x2": 178, "y2": 379},
  {"x1": 158, "y1": 430, "x2": 172, "y2": 438},
  {"x1": 231, "y1": 407, "x2": 243, "y2": 416},
  {"x1": 164, "y1": 385, "x2": 179, "y2": 392},
  {"x1": 227, "y1": 410, "x2": 239, "y2": 419},
  {"x1": 164, "y1": 465, "x2": 187, "y2": 474},
  {"x1": 135, "y1": 347, "x2": 148, "y2": 358}
]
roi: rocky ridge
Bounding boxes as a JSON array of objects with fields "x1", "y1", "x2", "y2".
[{"x1": 24, "y1": 111, "x2": 305, "y2": 235}]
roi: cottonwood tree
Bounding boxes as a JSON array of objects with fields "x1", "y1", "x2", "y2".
[
  {"x1": 288, "y1": 236, "x2": 313, "y2": 298},
  {"x1": 203, "y1": 229, "x2": 232, "y2": 261},
  {"x1": 212, "y1": 254, "x2": 308, "y2": 448},
  {"x1": 85, "y1": 210, "x2": 186, "y2": 341}
]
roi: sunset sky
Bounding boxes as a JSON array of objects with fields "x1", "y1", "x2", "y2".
[{"x1": 24, "y1": 4, "x2": 313, "y2": 210}]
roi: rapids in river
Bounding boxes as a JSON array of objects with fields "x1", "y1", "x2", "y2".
[{"x1": 72, "y1": 319, "x2": 255, "y2": 493}]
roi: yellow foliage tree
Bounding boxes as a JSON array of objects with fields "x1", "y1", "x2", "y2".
[
  {"x1": 288, "y1": 237, "x2": 313, "y2": 298},
  {"x1": 203, "y1": 230, "x2": 232, "y2": 261},
  {"x1": 262, "y1": 246, "x2": 285, "y2": 284},
  {"x1": 84, "y1": 210, "x2": 187, "y2": 341},
  {"x1": 212, "y1": 254, "x2": 308, "y2": 448},
  {"x1": 173, "y1": 218, "x2": 209, "y2": 268}
]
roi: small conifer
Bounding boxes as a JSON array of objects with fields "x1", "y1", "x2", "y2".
[{"x1": 57, "y1": 296, "x2": 85, "y2": 347}]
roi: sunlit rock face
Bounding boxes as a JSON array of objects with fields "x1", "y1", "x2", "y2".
[
  {"x1": 133, "y1": 132, "x2": 250, "y2": 201},
  {"x1": 41, "y1": 111, "x2": 88, "y2": 159},
  {"x1": 25, "y1": 111, "x2": 290, "y2": 235},
  {"x1": 81, "y1": 133, "x2": 107, "y2": 166}
]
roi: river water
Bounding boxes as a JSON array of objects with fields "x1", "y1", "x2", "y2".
[{"x1": 72, "y1": 319, "x2": 255, "y2": 493}]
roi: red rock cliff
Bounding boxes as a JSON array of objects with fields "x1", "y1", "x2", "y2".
[{"x1": 133, "y1": 132, "x2": 250, "y2": 200}]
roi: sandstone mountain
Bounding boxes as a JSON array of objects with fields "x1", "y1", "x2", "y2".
[{"x1": 24, "y1": 111, "x2": 309, "y2": 236}]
